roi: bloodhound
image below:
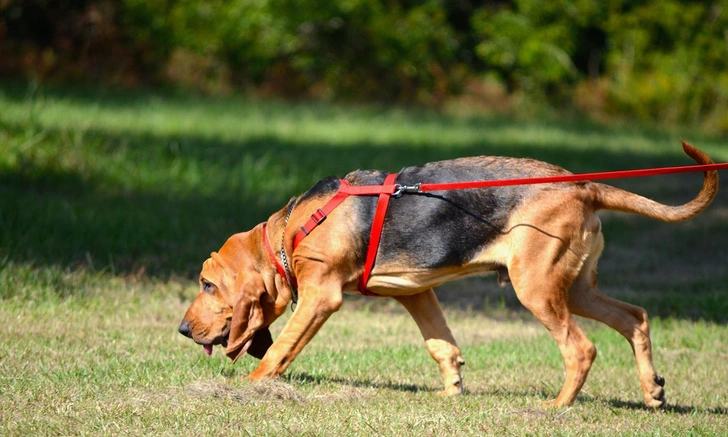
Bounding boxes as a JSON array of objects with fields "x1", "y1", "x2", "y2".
[{"x1": 179, "y1": 141, "x2": 718, "y2": 408}]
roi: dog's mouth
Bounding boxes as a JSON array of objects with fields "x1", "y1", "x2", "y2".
[
  {"x1": 193, "y1": 327, "x2": 272, "y2": 361},
  {"x1": 201, "y1": 333, "x2": 229, "y2": 356}
]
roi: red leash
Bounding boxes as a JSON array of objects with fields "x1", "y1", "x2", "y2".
[
  {"x1": 281, "y1": 160, "x2": 727, "y2": 297},
  {"x1": 410, "y1": 162, "x2": 728, "y2": 193}
]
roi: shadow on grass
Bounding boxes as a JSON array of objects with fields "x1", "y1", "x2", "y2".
[
  {"x1": 284, "y1": 373, "x2": 728, "y2": 414},
  {"x1": 1, "y1": 83, "x2": 727, "y2": 321},
  {"x1": 469, "y1": 386, "x2": 728, "y2": 415},
  {"x1": 284, "y1": 372, "x2": 430, "y2": 394},
  {"x1": 605, "y1": 398, "x2": 728, "y2": 415}
]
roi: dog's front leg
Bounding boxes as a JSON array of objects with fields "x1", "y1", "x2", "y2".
[
  {"x1": 395, "y1": 289, "x2": 465, "y2": 396},
  {"x1": 248, "y1": 283, "x2": 343, "y2": 381}
]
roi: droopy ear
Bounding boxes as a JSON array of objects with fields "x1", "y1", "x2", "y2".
[
  {"x1": 226, "y1": 274, "x2": 267, "y2": 362},
  {"x1": 226, "y1": 296, "x2": 252, "y2": 361}
]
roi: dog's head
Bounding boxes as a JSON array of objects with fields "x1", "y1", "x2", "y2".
[{"x1": 178, "y1": 227, "x2": 288, "y2": 362}]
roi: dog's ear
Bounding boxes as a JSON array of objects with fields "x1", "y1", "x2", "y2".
[
  {"x1": 226, "y1": 296, "x2": 252, "y2": 361},
  {"x1": 226, "y1": 274, "x2": 267, "y2": 362}
]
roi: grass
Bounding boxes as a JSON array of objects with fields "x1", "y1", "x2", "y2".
[
  {"x1": 1, "y1": 81, "x2": 728, "y2": 435},
  {"x1": 2, "y1": 293, "x2": 727, "y2": 436}
]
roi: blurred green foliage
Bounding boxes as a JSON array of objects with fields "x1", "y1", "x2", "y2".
[
  {"x1": 2, "y1": 1, "x2": 727, "y2": 131},
  {"x1": 117, "y1": 0, "x2": 462, "y2": 102}
]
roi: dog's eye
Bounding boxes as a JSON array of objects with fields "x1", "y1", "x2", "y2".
[{"x1": 201, "y1": 280, "x2": 215, "y2": 293}]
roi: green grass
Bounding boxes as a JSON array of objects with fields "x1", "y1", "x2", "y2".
[
  {"x1": 2, "y1": 293, "x2": 727, "y2": 436},
  {"x1": 1, "y1": 81, "x2": 728, "y2": 435}
]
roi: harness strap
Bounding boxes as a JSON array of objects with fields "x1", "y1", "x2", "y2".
[
  {"x1": 292, "y1": 175, "x2": 400, "y2": 295},
  {"x1": 358, "y1": 173, "x2": 398, "y2": 294},
  {"x1": 294, "y1": 179, "x2": 398, "y2": 249},
  {"x1": 294, "y1": 189, "x2": 349, "y2": 249}
]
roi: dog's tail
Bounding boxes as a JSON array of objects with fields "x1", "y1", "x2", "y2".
[{"x1": 593, "y1": 141, "x2": 719, "y2": 222}]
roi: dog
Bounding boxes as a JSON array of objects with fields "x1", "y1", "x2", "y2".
[{"x1": 178, "y1": 141, "x2": 718, "y2": 408}]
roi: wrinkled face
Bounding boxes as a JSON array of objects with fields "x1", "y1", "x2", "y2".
[
  {"x1": 178, "y1": 232, "x2": 278, "y2": 361},
  {"x1": 178, "y1": 259, "x2": 234, "y2": 355}
]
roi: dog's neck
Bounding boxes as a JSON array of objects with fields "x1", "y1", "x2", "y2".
[{"x1": 258, "y1": 211, "x2": 296, "y2": 313}]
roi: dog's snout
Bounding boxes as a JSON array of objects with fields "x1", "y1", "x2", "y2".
[{"x1": 178, "y1": 321, "x2": 192, "y2": 338}]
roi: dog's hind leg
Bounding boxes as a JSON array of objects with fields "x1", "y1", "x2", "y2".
[
  {"x1": 569, "y1": 285, "x2": 666, "y2": 408},
  {"x1": 394, "y1": 289, "x2": 465, "y2": 396},
  {"x1": 567, "y1": 233, "x2": 666, "y2": 408},
  {"x1": 514, "y1": 287, "x2": 597, "y2": 406},
  {"x1": 508, "y1": 225, "x2": 598, "y2": 406}
]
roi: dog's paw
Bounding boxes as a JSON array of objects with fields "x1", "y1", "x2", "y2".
[
  {"x1": 645, "y1": 387, "x2": 666, "y2": 409},
  {"x1": 540, "y1": 399, "x2": 564, "y2": 408},
  {"x1": 437, "y1": 387, "x2": 462, "y2": 396},
  {"x1": 437, "y1": 378, "x2": 463, "y2": 396},
  {"x1": 247, "y1": 368, "x2": 275, "y2": 382},
  {"x1": 643, "y1": 374, "x2": 666, "y2": 409},
  {"x1": 644, "y1": 396, "x2": 667, "y2": 409}
]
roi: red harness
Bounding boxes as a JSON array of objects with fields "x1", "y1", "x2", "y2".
[
  {"x1": 294, "y1": 173, "x2": 399, "y2": 295},
  {"x1": 263, "y1": 174, "x2": 399, "y2": 296},
  {"x1": 264, "y1": 160, "x2": 728, "y2": 297}
]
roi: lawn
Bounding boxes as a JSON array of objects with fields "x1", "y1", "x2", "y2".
[{"x1": 1, "y1": 82, "x2": 727, "y2": 436}]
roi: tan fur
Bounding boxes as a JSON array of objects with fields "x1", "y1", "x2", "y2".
[{"x1": 179, "y1": 141, "x2": 718, "y2": 408}]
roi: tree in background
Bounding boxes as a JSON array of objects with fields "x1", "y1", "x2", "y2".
[{"x1": 1, "y1": 0, "x2": 727, "y2": 132}]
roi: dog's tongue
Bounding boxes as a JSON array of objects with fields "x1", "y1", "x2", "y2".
[{"x1": 203, "y1": 344, "x2": 213, "y2": 355}]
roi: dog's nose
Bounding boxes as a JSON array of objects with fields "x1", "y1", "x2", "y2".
[{"x1": 178, "y1": 321, "x2": 192, "y2": 338}]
